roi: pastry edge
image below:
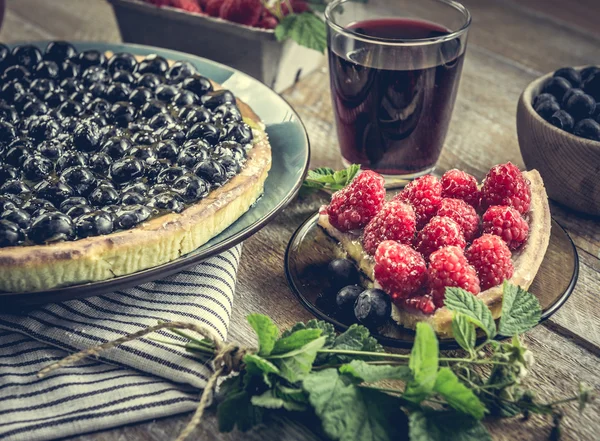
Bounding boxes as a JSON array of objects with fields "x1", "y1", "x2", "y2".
[{"x1": 317, "y1": 170, "x2": 551, "y2": 337}]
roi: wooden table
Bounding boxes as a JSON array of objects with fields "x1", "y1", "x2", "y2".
[{"x1": 1, "y1": 0, "x2": 598, "y2": 440}]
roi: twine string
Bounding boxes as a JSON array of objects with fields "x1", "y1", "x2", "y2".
[{"x1": 37, "y1": 321, "x2": 253, "y2": 441}]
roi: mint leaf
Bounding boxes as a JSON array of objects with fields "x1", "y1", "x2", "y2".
[
  {"x1": 268, "y1": 336, "x2": 326, "y2": 382},
  {"x1": 322, "y1": 324, "x2": 384, "y2": 364},
  {"x1": 306, "y1": 167, "x2": 336, "y2": 184},
  {"x1": 332, "y1": 164, "x2": 361, "y2": 187},
  {"x1": 339, "y1": 360, "x2": 412, "y2": 383},
  {"x1": 302, "y1": 165, "x2": 362, "y2": 195},
  {"x1": 404, "y1": 322, "x2": 439, "y2": 402},
  {"x1": 276, "y1": 384, "x2": 309, "y2": 405},
  {"x1": 303, "y1": 369, "x2": 409, "y2": 441},
  {"x1": 498, "y1": 282, "x2": 541, "y2": 336},
  {"x1": 217, "y1": 390, "x2": 264, "y2": 432},
  {"x1": 452, "y1": 313, "x2": 476, "y2": 354},
  {"x1": 444, "y1": 288, "x2": 497, "y2": 339},
  {"x1": 243, "y1": 353, "x2": 280, "y2": 383},
  {"x1": 408, "y1": 410, "x2": 492, "y2": 441},
  {"x1": 247, "y1": 314, "x2": 279, "y2": 356},
  {"x1": 433, "y1": 368, "x2": 487, "y2": 419},
  {"x1": 272, "y1": 328, "x2": 323, "y2": 355},
  {"x1": 275, "y1": 12, "x2": 327, "y2": 53},
  {"x1": 281, "y1": 319, "x2": 336, "y2": 347},
  {"x1": 251, "y1": 390, "x2": 306, "y2": 411}
]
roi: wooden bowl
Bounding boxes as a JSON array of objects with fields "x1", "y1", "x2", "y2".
[{"x1": 517, "y1": 68, "x2": 600, "y2": 216}]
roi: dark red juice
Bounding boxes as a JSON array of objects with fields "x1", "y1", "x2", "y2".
[{"x1": 328, "y1": 18, "x2": 465, "y2": 175}]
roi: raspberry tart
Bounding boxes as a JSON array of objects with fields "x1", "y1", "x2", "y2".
[
  {"x1": 0, "y1": 42, "x2": 271, "y2": 292},
  {"x1": 318, "y1": 164, "x2": 551, "y2": 336}
]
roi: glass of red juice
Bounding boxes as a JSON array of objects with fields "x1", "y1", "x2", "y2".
[{"x1": 325, "y1": 0, "x2": 471, "y2": 186}]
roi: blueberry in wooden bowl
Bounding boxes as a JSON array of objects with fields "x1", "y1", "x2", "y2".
[{"x1": 517, "y1": 65, "x2": 600, "y2": 216}]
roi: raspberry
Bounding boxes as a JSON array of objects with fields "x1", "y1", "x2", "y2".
[
  {"x1": 362, "y1": 200, "x2": 416, "y2": 255},
  {"x1": 205, "y1": 0, "x2": 221, "y2": 16},
  {"x1": 374, "y1": 240, "x2": 427, "y2": 302},
  {"x1": 281, "y1": 0, "x2": 310, "y2": 15},
  {"x1": 169, "y1": 0, "x2": 203, "y2": 13},
  {"x1": 219, "y1": 0, "x2": 262, "y2": 26},
  {"x1": 394, "y1": 175, "x2": 442, "y2": 229},
  {"x1": 326, "y1": 170, "x2": 386, "y2": 232},
  {"x1": 257, "y1": 16, "x2": 278, "y2": 29},
  {"x1": 440, "y1": 169, "x2": 481, "y2": 208},
  {"x1": 428, "y1": 246, "x2": 480, "y2": 307},
  {"x1": 480, "y1": 162, "x2": 531, "y2": 214},
  {"x1": 401, "y1": 294, "x2": 437, "y2": 315},
  {"x1": 466, "y1": 234, "x2": 514, "y2": 291},
  {"x1": 482, "y1": 205, "x2": 529, "y2": 250},
  {"x1": 415, "y1": 216, "x2": 466, "y2": 260},
  {"x1": 437, "y1": 198, "x2": 480, "y2": 242}
]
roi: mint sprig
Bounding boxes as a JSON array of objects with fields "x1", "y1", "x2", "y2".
[
  {"x1": 301, "y1": 164, "x2": 361, "y2": 195},
  {"x1": 275, "y1": 12, "x2": 327, "y2": 53},
  {"x1": 39, "y1": 283, "x2": 594, "y2": 441}
]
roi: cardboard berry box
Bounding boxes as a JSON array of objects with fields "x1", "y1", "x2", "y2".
[{"x1": 107, "y1": 0, "x2": 325, "y2": 92}]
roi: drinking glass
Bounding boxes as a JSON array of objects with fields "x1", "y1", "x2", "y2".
[{"x1": 325, "y1": 0, "x2": 471, "y2": 186}]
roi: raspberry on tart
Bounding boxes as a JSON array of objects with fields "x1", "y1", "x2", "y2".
[{"x1": 317, "y1": 163, "x2": 551, "y2": 337}]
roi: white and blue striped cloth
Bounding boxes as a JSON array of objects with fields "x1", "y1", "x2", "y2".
[{"x1": 0, "y1": 245, "x2": 242, "y2": 441}]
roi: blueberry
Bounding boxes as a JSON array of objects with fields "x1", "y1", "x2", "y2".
[
  {"x1": 107, "y1": 52, "x2": 138, "y2": 74},
  {"x1": 155, "y1": 84, "x2": 178, "y2": 102},
  {"x1": 214, "y1": 103, "x2": 243, "y2": 123},
  {"x1": 33, "y1": 60, "x2": 60, "y2": 80},
  {"x1": 66, "y1": 204, "x2": 93, "y2": 218},
  {"x1": 573, "y1": 118, "x2": 600, "y2": 141},
  {"x1": 187, "y1": 122, "x2": 220, "y2": 145},
  {"x1": 335, "y1": 285, "x2": 363, "y2": 315},
  {"x1": 22, "y1": 155, "x2": 54, "y2": 181},
  {"x1": 59, "y1": 60, "x2": 80, "y2": 79},
  {"x1": 60, "y1": 78, "x2": 84, "y2": 93},
  {"x1": 225, "y1": 122, "x2": 253, "y2": 144},
  {"x1": 140, "y1": 99, "x2": 167, "y2": 118},
  {"x1": 34, "y1": 179, "x2": 73, "y2": 206},
  {"x1": 0, "y1": 102, "x2": 18, "y2": 124},
  {"x1": 148, "y1": 112, "x2": 175, "y2": 129},
  {"x1": 76, "y1": 50, "x2": 107, "y2": 70},
  {"x1": 44, "y1": 41, "x2": 77, "y2": 63},
  {"x1": 12, "y1": 92, "x2": 37, "y2": 112},
  {"x1": 166, "y1": 61, "x2": 197, "y2": 84},
  {"x1": 582, "y1": 71, "x2": 600, "y2": 101},
  {"x1": 181, "y1": 75, "x2": 213, "y2": 97},
  {"x1": 44, "y1": 90, "x2": 68, "y2": 108},
  {"x1": 0, "y1": 194, "x2": 22, "y2": 212},
  {"x1": 58, "y1": 99, "x2": 83, "y2": 117},
  {"x1": 553, "y1": 67, "x2": 581, "y2": 88},
  {"x1": 156, "y1": 140, "x2": 179, "y2": 161},
  {"x1": 4, "y1": 143, "x2": 30, "y2": 167},
  {"x1": 114, "y1": 204, "x2": 151, "y2": 230},
  {"x1": 28, "y1": 212, "x2": 74, "y2": 244},
  {"x1": 89, "y1": 184, "x2": 120, "y2": 206},
  {"x1": 86, "y1": 97, "x2": 111, "y2": 114},
  {"x1": 192, "y1": 160, "x2": 227, "y2": 186},
  {"x1": 75, "y1": 211, "x2": 114, "y2": 238},
  {"x1": 81, "y1": 65, "x2": 110, "y2": 86},
  {"x1": 180, "y1": 105, "x2": 211, "y2": 124},
  {"x1": 61, "y1": 166, "x2": 97, "y2": 196},
  {"x1": 534, "y1": 99, "x2": 561, "y2": 121},
  {"x1": 22, "y1": 198, "x2": 55, "y2": 216},
  {"x1": 158, "y1": 126, "x2": 186, "y2": 146},
  {"x1": 564, "y1": 92, "x2": 595, "y2": 120},
  {"x1": 12, "y1": 45, "x2": 43, "y2": 70},
  {"x1": 60, "y1": 196, "x2": 89, "y2": 212},
  {"x1": 129, "y1": 87, "x2": 153, "y2": 107},
  {"x1": 157, "y1": 166, "x2": 186, "y2": 185},
  {"x1": 0, "y1": 43, "x2": 12, "y2": 72},
  {"x1": 121, "y1": 191, "x2": 146, "y2": 205},
  {"x1": 173, "y1": 90, "x2": 198, "y2": 107},
  {"x1": 30, "y1": 78, "x2": 56, "y2": 99},
  {"x1": 354, "y1": 288, "x2": 391, "y2": 328},
  {"x1": 178, "y1": 143, "x2": 208, "y2": 167},
  {"x1": 0, "y1": 164, "x2": 18, "y2": 186},
  {"x1": 105, "y1": 82, "x2": 132, "y2": 103},
  {"x1": 55, "y1": 151, "x2": 89, "y2": 172},
  {"x1": 131, "y1": 131, "x2": 156, "y2": 145},
  {"x1": 146, "y1": 192, "x2": 185, "y2": 213},
  {"x1": 29, "y1": 115, "x2": 62, "y2": 141},
  {"x1": 122, "y1": 181, "x2": 148, "y2": 195},
  {"x1": 327, "y1": 258, "x2": 360, "y2": 292},
  {"x1": 0, "y1": 219, "x2": 24, "y2": 247},
  {"x1": 145, "y1": 160, "x2": 169, "y2": 185},
  {"x1": 136, "y1": 73, "x2": 161, "y2": 90},
  {"x1": 172, "y1": 174, "x2": 209, "y2": 202},
  {"x1": 129, "y1": 145, "x2": 157, "y2": 163},
  {"x1": 560, "y1": 88, "x2": 584, "y2": 107},
  {"x1": 112, "y1": 70, "x2": 135, "y2": 84},
  {"x1": 0, "y1": 121, "x2": 17, "y2": 146},
  {"x1": 201, "y1": 89, "x2": 236, "y2": 109},
  {"x1": 22, "y1": 100, "x2": 49, "y2": 118},
  {"x1": 136, "y1": 54, "x2": 168, "y2": 75},
  {"x1": 549, "y1": 110, "x2": 575, "y2": 132},
  {"x1": 581, "y1": 66, "x2": 600, "y2": 83},
  {"x1": 1, "y1": 208, "x2": 31, "y2": 230},
  {"x1": 109, "y1": 102, "x2": 136, "y2": 127},
  {"x1": 73, "y1": 120, "x2": 101, "y2": 152},
  {"x1": 541, "y1": 76, "x2": 572, "y2": 101},
  {"x1": 88, "y1": 82, "x2": 107, "y2": 98},
  {"x1": 110, "y1": 157, "x2": 145, "y2": 184}
]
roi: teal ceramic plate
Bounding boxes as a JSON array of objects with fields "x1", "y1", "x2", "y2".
[{"x1": 2, "y1": 41, "x2": 309, "y2": 308}]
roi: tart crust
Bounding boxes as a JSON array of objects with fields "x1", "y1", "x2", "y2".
[
  {"x1": 0, "y1": 56, "x2": 272, "y2": 293},
  {"x1": 318, "y1": 170, "x2": 551, "y2": 337}
]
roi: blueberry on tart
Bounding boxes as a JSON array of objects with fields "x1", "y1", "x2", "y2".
[{"x1": 0, "y1": 42, "x2": 271, "y2": 292}]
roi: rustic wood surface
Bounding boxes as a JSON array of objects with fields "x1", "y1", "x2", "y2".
[{"x1": 1, "y1": 0, "x2": 599, "y2": 440}]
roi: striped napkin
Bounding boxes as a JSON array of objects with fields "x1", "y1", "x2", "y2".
[{"x1": 0, "y1": 245, "x2": 242, "y2": 441}]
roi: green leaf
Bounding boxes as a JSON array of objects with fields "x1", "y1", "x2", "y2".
[
  {"x1": 276, "y1": 384, "x2": 309, "y2": 405},
  {"x1": 268, "y1": 336, "x2": 326, "y2": 382},
  {"x1": 275, "y1": 12, "x2": 327, "y2": 53},
  {"x1": 498, "y1": 282, "x2": 541, "y2": 336},
  {"x1": 247, "y1": 314, "x2": 279, "y2": 356},
  {"x1": 283, "y1": 319, "x2": 337, "y2": 347},
  {"x1": 408, "y1": 410, "x2": 492, "y2": 441},
  {"x1": 301, "y1": 165, "x2": 362, "y2": 195},
  {"x1": 433, "y1": 368, "x2": 487, "y2": 419},
  {"x1": 404, "y1": 322, "x2": 439, "y2": 402},
  {"x1": 251, "y1": 390, "x2": 307, "y2": 411},
  {"x1": 243, "y1": 353, "x2": 280, "y2": 382},
  {"x1": 272, "y1": 328, "x2": 323, "y2": 355},
  {"x1": 217, "y1": 390, "x2": 264, "y2": 432},
  {"x1": 322, "y1": 324, "x2": 384, "y2": 364},
  {"x1": 452, "y1": 313, "x2": 476, "y2": 354},
  {"x1": 303, "y1": 369, "x2": 409, "y2": 441},
  {"x1": 444, "y1": 287, "x2": 497, "y2": 339},
  {"x1": 339, "y1": 360, "x2": 412, "y2": 383},
  {"x1": 306, "y1": 0, "x2": 327, "y2": 12}
]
